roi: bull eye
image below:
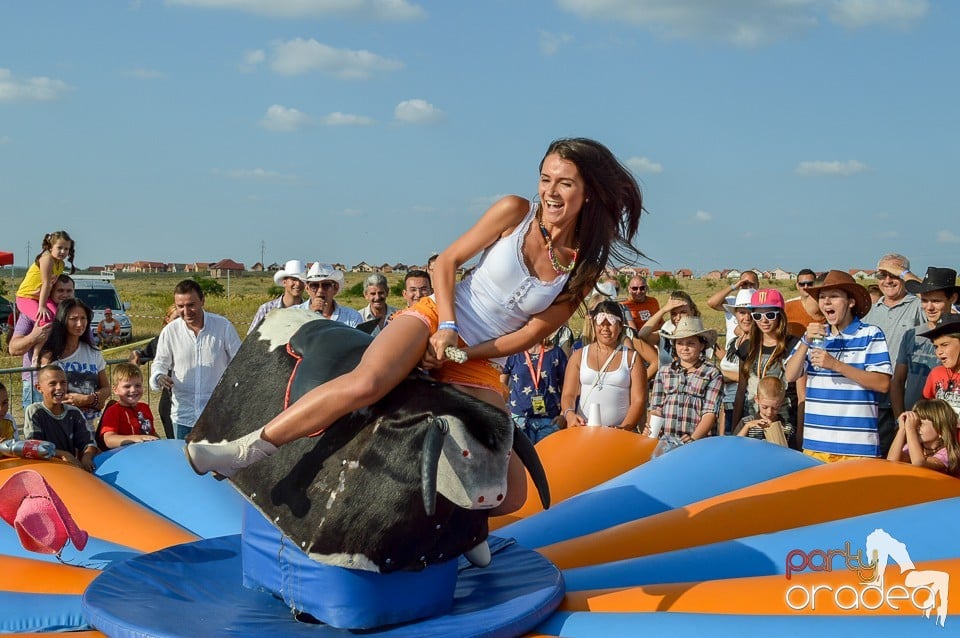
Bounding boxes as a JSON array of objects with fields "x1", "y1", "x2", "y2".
[
  {"x1": 478, "y1": 495, "x2": 484, "y2": 503},
  {"x1": 496, "y1": 494, "x2": 503, "y2": 501},
  {"x1": 462, "y1": 450, "x2": 470, "y2": 457}
]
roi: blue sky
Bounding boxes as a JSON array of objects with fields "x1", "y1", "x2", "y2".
[{"x1": 1, "y1": 0, "x2": 956, "y2": 275}]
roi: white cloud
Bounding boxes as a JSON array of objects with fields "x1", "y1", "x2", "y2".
[
  {"x1": 829, "y1": 0, "x2": 928, "y2": 28},
  {"x1": 0, "y1": 136, "x2": 9, "y2": 144},
  {"x1": 627, "y1": 156, "x2": 663, "y2": 174},
  {"x1": 937, "y1": 230, "x2": 960, "y2": 244},
  {"x1": 321, "y1": 112, "x2": 376, "y2": 126},
  {"x1": 875, "y1": 230, "x2": 898, "y2": 239},
  {"x1": 212, "y1": 167, "x2": 295, "y2": 181},
  {"x1": 795, "y1": 160, "x2": 868, "y2": 176},
  {"x1": 166, "y1": 0, "x2": 426, "y2": 20},
  {"x1": 539, "y1": 30, "x2": 573, "y2": 55},
  {"x1": 124, "y1": 68, "x2": 166, "y2": 79},
  {"x1": 334, "y1": 208, "x2": 364, "y2": 217},
  {"x1": 557, "y1": 0, "x2": 927, "y2": 47},
  {"x1": 259, "y1": 104, "x2": 312, "y2": 132},
  {"x1": 270, "y1": 38, "x2": 403, "y2": 79},
  {"x1": 694, "y1": 210, "x2": 712, "y2": 222},
  {"x1": 0, "y1": 68, "x2": 72, "y2": 103},
  {"x1": 239, "y1": 49, "x2": 265, "y2": 72},
  {"x1": 394, "y1": 98, "x2": 444, "y2": 124}
]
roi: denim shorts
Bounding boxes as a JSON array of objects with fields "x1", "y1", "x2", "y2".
[{"x1": 511, "y1": 415, "x2": 560, "y2": 445}]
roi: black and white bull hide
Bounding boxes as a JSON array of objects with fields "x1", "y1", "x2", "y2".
[{"x1": 188, "y1": 308, "x2": 549, "y2": 573}]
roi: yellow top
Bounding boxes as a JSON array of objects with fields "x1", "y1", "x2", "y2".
[
  {"x1": 0, "y1": 417, "x2": 14, "y2": 442},
  {"x1": 16, "y1": 256, "x2": 64, "y2": 299}
]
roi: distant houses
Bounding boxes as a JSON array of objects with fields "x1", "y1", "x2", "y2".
[{"x1": 87, "y1": 260, "x2": 874, "y2": 283}]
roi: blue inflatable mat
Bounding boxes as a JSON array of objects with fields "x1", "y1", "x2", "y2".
[
  {"x1": 502, "y1": 436, "x2": 821, "y2": 549},
  {"x1": 82, "y1": 534, "x2": 564, "y2": 637},
  {"x1": 0, "y1": 591, "x2": 90, "y2": 633},
  {"x1": 563, "y1": 494, "x2": 960, "y2": 591},
  {"x1": 94, "y1": 439, "x2": 246, "y2": 539},
  {"x1": 537, "y1": 611, "x2": 949, "y2": 637}
]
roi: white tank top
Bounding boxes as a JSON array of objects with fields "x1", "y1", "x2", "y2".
[
  {"x1": 577, "y1": 344, "x2": 635, "y2": 426},
  {"x1": 455, "y1": 202, "x2": 570, "y2": 365}
]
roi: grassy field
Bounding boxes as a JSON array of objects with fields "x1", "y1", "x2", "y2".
[{"x1": 0, "y1": 271, "x2": 809, "y2": 429}]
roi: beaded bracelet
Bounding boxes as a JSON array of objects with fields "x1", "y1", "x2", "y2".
[{"x1": 438, "y1": 321, "x2": 459, "y2": 333}]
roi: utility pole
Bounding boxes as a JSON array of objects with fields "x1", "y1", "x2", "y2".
[{"x1": 260, "y1": 240, "x2": 265, "y2": 269}]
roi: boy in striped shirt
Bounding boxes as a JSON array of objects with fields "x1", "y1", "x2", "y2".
[{"x1": 785, "y1": 270, "x2": 893, "y2": 461}]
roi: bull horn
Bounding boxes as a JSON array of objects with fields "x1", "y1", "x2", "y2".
[
  {"x1": 420, "y1": 417, "x2": 449, "y2": 516},
  {"x1": 512, "y1": 425, "x2": 550, "y2": 509}
]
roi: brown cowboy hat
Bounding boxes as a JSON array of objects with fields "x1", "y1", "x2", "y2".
[{"x1": 805, "y1": 270, "x2": 872, "y2": 318}]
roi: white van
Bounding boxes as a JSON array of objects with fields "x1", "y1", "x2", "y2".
[{"x1": 72, "y1": 273, "x2": 133, "y2": 344}]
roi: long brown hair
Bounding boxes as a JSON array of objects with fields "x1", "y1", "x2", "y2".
[
  {"x1": 913, "y1": 399, "x2": 960, "y2": 474},
  {"x1": 540, "y1": 138, "x2": 644, "y2": 301},
  {"x1": 741, "y1": 311, "x2": 789, "y2": 377}
]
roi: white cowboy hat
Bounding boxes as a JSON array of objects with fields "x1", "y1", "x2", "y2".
[
  {"x1": 273, "y1": 260, "x2": 307, "y2": 286},
  {"x1": 661, "y1": 316, "x2": 718, "y2": 349},
  {"x1": 722, "y1": 288, "x2": 757, "y2": 314},
  {"x1": 305, "y1": 262, "x2": 345, "y2": 287}
]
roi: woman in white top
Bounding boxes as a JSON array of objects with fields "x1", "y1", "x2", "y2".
[
  {"x1": 38, "y1": 298, "x2": 110, "y2": 433},
  {"x1": 560, "y1": 300, "x2": 647, "y2": 430},
  {"x1": 187, "y1": 138, "x2": 646, "y2": 508}
]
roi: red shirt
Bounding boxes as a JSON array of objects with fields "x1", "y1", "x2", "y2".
[
  {"x1": 99, "y1": 402, "x2": 157, "y2": 438},
  {"x1": 623, "y1": 297, "x2": 660, "y2": 324}
]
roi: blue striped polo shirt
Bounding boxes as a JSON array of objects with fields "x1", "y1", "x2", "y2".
[{"x1": 787, "y1": 318, "x2": 892, "y2": 457}]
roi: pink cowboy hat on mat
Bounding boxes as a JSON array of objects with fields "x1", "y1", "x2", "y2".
[{"x1": 0, "y1": 469, "x2": 88, "y2": 555}]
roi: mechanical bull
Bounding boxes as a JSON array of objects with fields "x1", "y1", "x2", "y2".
[{"x1": 188, "y1": 308, "x2": 549, "y2": 573}]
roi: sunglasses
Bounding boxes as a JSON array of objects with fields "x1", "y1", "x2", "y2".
[
  {"x1": 307, "y1": 281, "x2": 336, "y2": 290},
  {"x1": 797, "y1": 280, "x2": 815, "y2": 287},
  {"x1": 876, "y1": 271, "x2": 900, "y2": 280},
  {"x1": 630, "y1": 286, "x2": 647, "y2": 291},
  {"x1": 751, "y1": 310, "x2": 780, "y2": 321},
  {"x1": 593, "y1": 312, "x2": 622, "y2": 325}
]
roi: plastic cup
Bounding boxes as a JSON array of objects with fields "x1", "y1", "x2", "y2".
[
  {"x1": 587, "y1": 403, "x2": 602, "y2": 427},
  {"x1": 648, "y1": 414, "x2": 665, "y2": 438}
]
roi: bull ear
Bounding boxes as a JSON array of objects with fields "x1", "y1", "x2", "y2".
[
  {"x1": 420, "y1": 417, "x2": 449, "y2": 516},
  {"x1": 511, "y1": 425, "x2": 550, "y2": 509}
]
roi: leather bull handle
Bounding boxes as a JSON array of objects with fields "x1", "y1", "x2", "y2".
[{"x1": 421, "y1": 417, "x2": 449, "y2": 516}]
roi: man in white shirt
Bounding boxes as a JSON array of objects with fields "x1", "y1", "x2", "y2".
[
  {"x1": 298, "y1": 263, "x2": 362, "y2": 328},
  {"x1": 150, "y1": 279, "x2": 241, "y2": 440}
]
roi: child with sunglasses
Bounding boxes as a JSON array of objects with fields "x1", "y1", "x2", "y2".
[{"x1": 732, "y1": 289, "x2": 800, "y2": 447}]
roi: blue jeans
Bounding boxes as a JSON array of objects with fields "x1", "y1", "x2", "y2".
[
  {"x1": 511, "y1": 415, "x2": 560, "y2": 445},
  {"x1": 175, "y1": 424, "x2": 193, "y2": 440},
  {"x1": 21, "y1": 375, "x2": 41, "y2": 411}
]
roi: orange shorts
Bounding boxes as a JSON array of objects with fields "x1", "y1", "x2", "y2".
[
  {"x1": 803, "y1": 450, "x2": 868, "y2": 463},
  {"x1": 398, "y1": 296, "x2": 505, "y2": 394}
]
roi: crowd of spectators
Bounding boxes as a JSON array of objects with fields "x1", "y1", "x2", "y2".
[{"x1": 6, "y1": 252, "x2": 960, "y2": 478}]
